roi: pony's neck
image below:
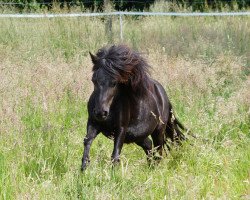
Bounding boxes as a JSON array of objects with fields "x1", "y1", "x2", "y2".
[{"x1": 119, "y1": 79, "x2": 151, "y2": 100}]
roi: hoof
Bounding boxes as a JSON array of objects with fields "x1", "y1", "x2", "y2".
[
  {"x1": 81, "y1": 162, "x2": 89, "y2": 172},
  {"x1": 81, "y1": 165, "x2": 86, "y2": 172},
  {"x1": 112, "y1": 157, "x2": 120, "y2": 164},
  {"x1": 81, "y1": 159, "x2": 90, "y2": 172},
  {"x1": 111, "y1": 157, "x2": 120, "y2": 168}
]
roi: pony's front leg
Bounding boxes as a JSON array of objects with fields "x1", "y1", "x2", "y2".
[
  {"x1": 81, "y1": 121, "x2": 99, "y2": 171},
  {"x1": 111, "y1": 127, "x2": 126, "y2": 164}
]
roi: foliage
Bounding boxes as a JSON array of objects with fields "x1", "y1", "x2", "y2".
[{"x1": 0, "y1": 0, "x2": 249, "y2": 12}]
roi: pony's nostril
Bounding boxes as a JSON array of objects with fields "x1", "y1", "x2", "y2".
[
  {"x1": 103, "y1": 111, "x2": 108, "y2": 117},
  {"x1": 93, "y1": 108, "x2": 108, "y2": 120}
]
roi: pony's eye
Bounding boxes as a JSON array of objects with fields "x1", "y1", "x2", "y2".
[{"x1": 110, "y1": 82, "x2": 117, "y2": 87}]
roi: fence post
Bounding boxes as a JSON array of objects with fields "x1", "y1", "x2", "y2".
[
  {"x1": 104, "y1": 0, "x2": 113, "y2": 43},
  {"x1": 119, "y1": 12, "x2": 123, "y2": 42}
]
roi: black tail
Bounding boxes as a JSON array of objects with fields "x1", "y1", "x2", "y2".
[{"x1": 165, "y1": 107, "x2": 188, "y2": 143}]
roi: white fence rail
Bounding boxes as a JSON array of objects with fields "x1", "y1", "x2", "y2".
[
  {"x1": 0, "y1": 11, "x2": 250, "y2": 18},
  {"x1": 1, "y1": 11, "x2": 249, "y2": 41}
]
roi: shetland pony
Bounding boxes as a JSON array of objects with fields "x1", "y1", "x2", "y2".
[{"x1": 81, "y1": 45, "x2": 187, "y2": 171}]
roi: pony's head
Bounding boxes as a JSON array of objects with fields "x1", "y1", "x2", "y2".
[{"x1": 90, "y1": 45, "x2": 150, "y2": 121}]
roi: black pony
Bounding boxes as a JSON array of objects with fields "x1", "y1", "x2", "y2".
[{"x1": 81, "y1": 45, "x2": 187, "y2": 171}]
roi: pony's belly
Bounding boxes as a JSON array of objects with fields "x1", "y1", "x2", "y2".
[
  {"x1": 99, "y1": 108, "x2": 160, "y2": 143},
  {"x1": 100, "y1": 122, "x2": 158, "y2": 143},
  {"x1": 102, "y1": 131, "x2": 115, "y2": 140},
  {"x1": 124, "y1": 121, "x2": 158, "y2": 143}
]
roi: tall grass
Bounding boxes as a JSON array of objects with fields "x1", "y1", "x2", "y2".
[{"x1": 0, "y1": 14, "x2": 249, "y2": 199}]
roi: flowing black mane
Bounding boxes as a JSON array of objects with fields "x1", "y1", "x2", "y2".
[{"x1": 90, "y1": 45, "x2": 151, "y2": 96}]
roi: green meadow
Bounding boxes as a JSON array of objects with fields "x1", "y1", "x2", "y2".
[{"x1": 0, "y1": 11, "x2": 249, "y2": 199}]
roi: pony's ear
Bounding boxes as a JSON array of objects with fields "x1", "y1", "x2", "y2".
[{"x1": 89, "y1": 52, "x2": 98, "y2": 64}]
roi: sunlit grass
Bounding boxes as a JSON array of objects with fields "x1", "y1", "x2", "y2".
[{"x1": 0, "y1": 12, "x2": 249, "y2": 200}]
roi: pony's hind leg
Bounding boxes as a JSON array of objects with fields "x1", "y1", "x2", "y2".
[
  {"x1": 135, "y1": 137, "x2": 153, "y2": 161},
  {"x1": 151, "y1": 125, "x2": 166, "y2": 160}
]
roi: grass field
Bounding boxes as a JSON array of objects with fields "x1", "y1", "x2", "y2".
[{"x1": 0, "y1": 14, "x2": 250, "y2": 199}]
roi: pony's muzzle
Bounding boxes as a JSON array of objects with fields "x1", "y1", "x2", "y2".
[{"x1": 93, "y1": 108, "x2": 109, "y2": 121}]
